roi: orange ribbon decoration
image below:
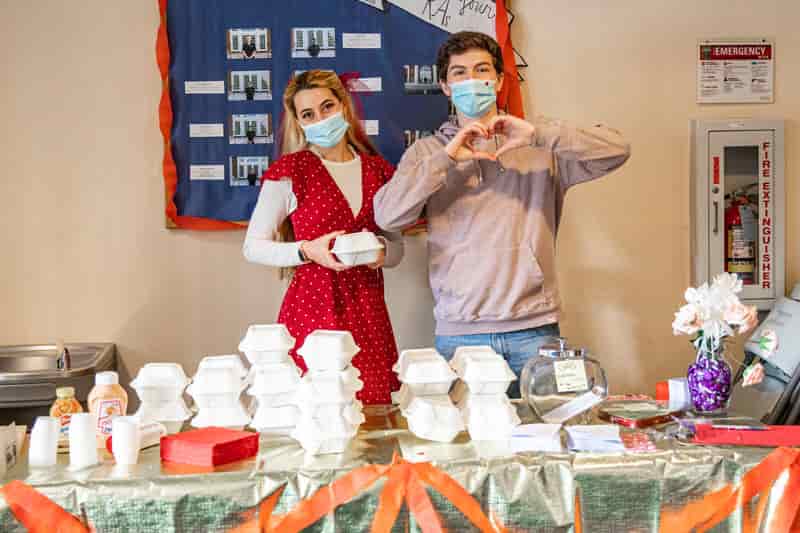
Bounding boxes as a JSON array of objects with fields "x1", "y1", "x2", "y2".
[
  {"x1": 659, "y1": 447, "x2": 800, "y2": 533},
  {"x1": 1, "y1": 480, "x2": 90, "y2": 533},
  {"x1": 9, "y1": 447, "x2": 800, "y2": 531},
  {"x1": 231, "y1": 452, "x2": 508, "y2": 533}
]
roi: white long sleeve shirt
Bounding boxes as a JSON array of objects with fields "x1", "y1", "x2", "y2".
[{"x1": 243, "y1": 151, "x2": 404, "y2": 268}]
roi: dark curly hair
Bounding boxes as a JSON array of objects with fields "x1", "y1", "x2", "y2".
[{"x1": 436, "y1": 31, "x2": 504, "y2": 81}]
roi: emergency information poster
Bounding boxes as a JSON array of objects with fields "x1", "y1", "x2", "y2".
[{"x1": 697, "y1": 40, "x2": 774, "y2": 104}]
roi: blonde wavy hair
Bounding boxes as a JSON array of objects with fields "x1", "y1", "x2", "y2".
[
  {"x1": 279, "y1": 70, "x2": 377, "y2": 157},
  {"x1": 276, "y1": 70, "x2": 377, "y2": 277}
]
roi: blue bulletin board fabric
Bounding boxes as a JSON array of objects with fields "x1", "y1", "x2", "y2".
[{"x1": 161, "y1": 0, "x2": 453, "y2": 226}]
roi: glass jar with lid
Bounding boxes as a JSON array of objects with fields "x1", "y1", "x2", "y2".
[{"x1": 520, "y1": 338, "x2": 608, "y2": 424}]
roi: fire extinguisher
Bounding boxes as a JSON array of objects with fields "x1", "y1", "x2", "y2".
[{"x1": 724, "y1": 191, "x2": 756, "y2": 285}]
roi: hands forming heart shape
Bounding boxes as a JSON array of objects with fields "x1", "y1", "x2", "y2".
[{"x1": 445, "y1": 115, "x2": 536, "y2": 162}]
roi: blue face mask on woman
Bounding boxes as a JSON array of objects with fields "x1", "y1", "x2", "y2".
[
  {"x1": 449, "y1": 79, "x2": 497, "y2": 118},
  {"x1": 301, "y1": 112, "x2": 350, "y2": 148}
]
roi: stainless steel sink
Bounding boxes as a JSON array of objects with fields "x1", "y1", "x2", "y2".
[{"x1": 0, "y1": 343, "x2": 116, "y2": 427}]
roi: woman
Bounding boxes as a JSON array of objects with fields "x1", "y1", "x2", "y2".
[{"x1": 243, "y1": 70, "x2": 403, "y2": 404}]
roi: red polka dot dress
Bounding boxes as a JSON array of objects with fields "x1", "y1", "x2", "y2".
[{"x1": 261, "y1": 150, "x2": 400, "y2": 404}]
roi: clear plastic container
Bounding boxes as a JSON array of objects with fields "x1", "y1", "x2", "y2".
[
  {"x1": 403, "y1": 396, "x2": 464, "y2": 443},
  {"x1": 239, "y1": 324, "x2": 295, "y2": 365},
  {"x1": 297, "y1": 330, "x2": 360, "y2": 372},
  {"x1": 331, "y1": 231, "x2": 385, "y2": 266},
  {"x1": 520, "y1": 338, "x2": 608, "y2": 424}
]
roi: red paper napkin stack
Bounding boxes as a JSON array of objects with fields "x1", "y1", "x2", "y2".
[{"x1": 160, "y1": 427, "x2": 258, "y2": 466}]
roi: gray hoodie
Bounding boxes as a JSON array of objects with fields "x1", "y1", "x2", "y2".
[{"x1": 374, "y1": 117, "x2": 631, "y2": 335}]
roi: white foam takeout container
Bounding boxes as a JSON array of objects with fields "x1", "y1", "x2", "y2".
[
  {"x1": 331, "y1": 231, "x2": 385, "y2": 267},
  {"x1": 250, "y1": 391, "x2": 298, "y2": 409},
  {"x1": 293, "y1": 367, "x2": 364, "y2": 403},
  {"x1": 290, "y1": 416, "x2": 359, "y2": 455},
  {"x1": 239, "y1": 324, "x2": 295, "y2": 365},
  {"x1": 188, "y1": 367, "x2": 244, "y2": 397},
  {"x1": 197, "y1": 354, "x2": 249, "y2": 382},
  {"x1": 457, "y1": 393, "x2": 521, "y2": 441},
  {"x1": 450, "y1": 346, "x2": 517, "y2": 394},
  {"x1": 394, "y1": 349, "x2": 456, "y2": 396},
  {"x1": 250, "y1": 404, "x2": 299, "y2": 435},
  {"x1": 297, "y1": 330, "x2": 360, "y2": 372},
  {"x1": 190, "y1": 405, "x2": 251, "y2": 430},
  {"x1": 393, "y1": 384, "x2": 444, "y2": 412},
  {"x1": 404, "y1": 396, "x2": 464, "y2": 443},
  {"x1": 247, "y1": 361, "x2": 302, "y2": 396},
  {"x1": 133, "y1": 401, "x2": 192, "y2": 434},
  {"x1": 130, "y1": 363, "x2": 191, "y2": 403},
  {"x1": 296, "y1": 400, "x2": 365, "y2": 426}
]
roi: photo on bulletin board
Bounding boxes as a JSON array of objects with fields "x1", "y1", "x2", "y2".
[
  {"x1": 227, "y1": 28, "x2": 272, "y2": 60},
  {"x1": 157, "y1": 0, "x2": 523, "y2": 230}
]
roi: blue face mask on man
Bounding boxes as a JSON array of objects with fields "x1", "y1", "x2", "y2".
[
  {"x1": 301, "y1": 111, "x2": 350, "y2": 148},
  {"x1": 449, "y1": 79, "x2": 497, "y2": 118}
]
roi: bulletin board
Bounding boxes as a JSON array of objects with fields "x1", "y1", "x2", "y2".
[{"x1": 156, "y1": 0, "x2": 522, "y2": 229}]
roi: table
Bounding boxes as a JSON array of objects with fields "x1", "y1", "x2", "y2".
[{"x1": 0, "y1": 405, "x2": 779, "y2": 532}]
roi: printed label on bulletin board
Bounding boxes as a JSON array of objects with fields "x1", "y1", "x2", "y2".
[{"x1": 697, "y1": 39, "x2": 774, "y2": 104}]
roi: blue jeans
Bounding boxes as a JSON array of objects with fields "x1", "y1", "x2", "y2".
[{"x1": 435, "y1": 323, "x2": 561, "y2": 399}]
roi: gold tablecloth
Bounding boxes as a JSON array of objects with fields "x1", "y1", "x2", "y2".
[{"x1": 0, "y1": 405, "x2": 779, "y2": 532}]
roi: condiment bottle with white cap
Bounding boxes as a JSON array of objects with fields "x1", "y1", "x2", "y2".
[{"x1": 88, "y1": 371, "x2": 128, "y2": 446}]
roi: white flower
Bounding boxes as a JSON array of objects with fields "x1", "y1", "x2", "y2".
[
  {"x1": 724, "y1": 303, "x2": 758, "y2": 334},
  {"x1": 742, "y1": 362, "x2": 765, "y2": 387},
  {"x1": 757, "y1": 329, "x2": 779, "y2": 357},
  {"x1": 712, "y1": 272, "x2": 743, "y2": 296},
  {"x1": 672, "y1": 304, "x2": 702, "y2": 336}
]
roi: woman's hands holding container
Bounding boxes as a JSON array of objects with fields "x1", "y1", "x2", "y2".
[{"x1": 300, "y1": 231, "x2": 350, "y2": 272}]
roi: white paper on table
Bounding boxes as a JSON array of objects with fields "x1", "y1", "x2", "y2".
[
  {"x1": 541, "y1": 390, "x2": 604, "y2": 424},
  {"x1": 565, "y1": 425, "x2": 625, "y2": 452},
  {"x1": 509, "y1": 424, "x2": 563, "y2": 453}
]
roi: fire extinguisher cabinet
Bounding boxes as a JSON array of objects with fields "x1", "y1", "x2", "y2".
[{"x1": 691, "y1": 119, "x2": 785, "y2": 310}]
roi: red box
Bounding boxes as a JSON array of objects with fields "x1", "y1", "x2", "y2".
[
  {"x1": 694, "y1": 424, "x2": 800, "y2": 447},
  {"x1": 160, "y1": 427, "x2": 259, "y2": 467}
]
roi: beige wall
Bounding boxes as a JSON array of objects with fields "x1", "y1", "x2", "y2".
[{"x1": 0, "y1": 2, "x2": 797, "y2": 398}]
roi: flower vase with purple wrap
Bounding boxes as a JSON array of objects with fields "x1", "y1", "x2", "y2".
[
  {"x1": 672, "y1": 273, "x2": 759, "y2": 415},
  {"x1": 686, "y1": 341, "x2": 733, "y2": 414}
]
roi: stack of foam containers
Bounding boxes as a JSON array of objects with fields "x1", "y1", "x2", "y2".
[
  {"x1": 290, "y1": 330, "x2": 365, "y2": 454},
  {"x1": 187, "y1": 355, "x2": 251, "y2": 430},
  {"x1": 130, "y1": 363, "x2": 192, "y2": 434},
  {"x1": 394, "y1": 348, "x2": 463, "y2": 443},
  {"x1": 449, "y1": 346, "x2": 520, "y2": 441},
  {"x1": 239, "y1": 325, "x2": 303, "y2": 435}
]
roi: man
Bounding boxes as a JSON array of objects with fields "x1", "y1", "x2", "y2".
[{"x1": 373, "y1": 32, "x2": 631, "y2": 398}]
